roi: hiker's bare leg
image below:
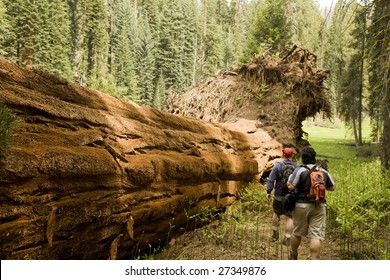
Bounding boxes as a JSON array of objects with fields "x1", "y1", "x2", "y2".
[
  {"x1": 309, "y1": 239, "x2": 321, "y2": 259},
  {"x1": 290, "y1": 234, "x2": 301, "y2": 252},
  {"x1": 271, "y1": 213, "x2": 280, "y2": 240},
  {"x1": 272, "y1": 213, "x2": 280, "y2": 229},
  {"x1": 285, "y1": 216, "x2": 293, "y2": 236},
  {"x1": 288, "y1": 234, "x2": 301, "y2": 259}
]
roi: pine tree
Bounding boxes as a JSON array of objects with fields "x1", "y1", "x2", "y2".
[
  {"x1": 196, "y1": 0, "x2": 224, "y2": 81},
  {"x1": 341, "y1": 2, "x2": 367, "y2": 146},
  {"x1": 85, "y1": 0, "x2": 110, "y2": 83},
  {"x1": 238, "y1": 0, "x2": 262, "y2": 63},
  {"x1": 0, "y1": 0, "x2": 11, "y2": 56},
  {"x1": 178, "y1": 0, "x2": 197, "y2": 89},
  {"x1": 154, "y1": 71, "x2": 166, "y2": 110},
  {"x1": 367, "y1": 0, "x2": 390, "y2": 168},
  {"x1": 135, "y1": 15, "x2": 157, "y2": 106},
  {"x1": 157, "y1": 1, "x2": 178, "y2": 91},
  {"x1": 67, "y1": 0, "x2": 87, "y2": 84},
  {"x1": 36, "y1": 0, "x2": 72, "y2": 79},
  {"x1": 139, "y1": 0, "x2": 162, "y2": 36},
  {"x1": 323, "y1": 0, "x2": 356, "y2": 116},
  {"x1": 68, "y1": 0, "x2": 109, "y2": 86},
  {"x1": 225, "y1": 0, "x2": 251, "y2": 68},
  {"x1": 111, "y1": 0, "x2": 140, "y2": 102},
  {"x1": 338, "y1": 2, "x2": 367, "y2": 147},
  {"x1": 157, "y1": 0, "x2": 196, "y2": 93},
  {"x1": 339, "y1": 53, "x2": 364, "y2": 146},
  {"x1": 288, "y1": 0, "x2": 323, "y2": 53},
  {"x1": 2, "y1": 0, "x2": 40, "y2": 66},
  {"x1": 2, "y1": 0, "x2": 71, "y2": 77},
  {"x1": 243, "y1": 0, "x2": 292, "y2": 57}
]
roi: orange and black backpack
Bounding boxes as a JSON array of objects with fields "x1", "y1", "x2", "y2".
[{"x1": 305, "y1": 165, "x2": 326, "y2": 203}]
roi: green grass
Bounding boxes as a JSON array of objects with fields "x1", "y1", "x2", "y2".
[{"x1": 302, "y1": 119, "x2": 374, "y2": 161}]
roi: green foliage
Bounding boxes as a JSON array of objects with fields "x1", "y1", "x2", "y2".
[
  {"x1": 338, "y1": 3, "x2": 368, "y2": 146},
  {"x1": 198, "y1": 0, "x2": 226, "y2": 78},
  {"x1": 367, "y1": 0, "x2": 390, "y2": 168},
  {"x1": 328, "y1": 160, "x2": 387, "y2": 230},
  {"x1": 157, "y1": 0, "x2": 196, "y2": 93},
  {"x1": 323, "y1": 0, "x2": 356, "y2": 115},
  {"x1": 135, "y1": 15, "x2": 157, "y2": 106},
  {"x1": 67, "y1": 0, "x2": 110, "y2": 84},
  {"x1": 255, "y1": 84, "x2": 269, "y2": 100},
  {"x1": 188, "y1": 206, "x2": 222, "y2": 227},
  {"x1": 89, "y1": 73, "x2": 128, "y2": 100},
  {"x1": 237, "y1": 183, "x2": 269, "y2": 215},
  {"x1": 0, "y1": 103, "x2": 20, "y2": 157},
  {"x1": 110, "y1": 0, "x2": 140, "y2": 103},
  {"x1": 0, "y1": 0, "x2": 11, "y2": 56},
  {"x1": 154, "y1": 71, "x2": 166, "y2": 110},
  {"x1": 288, "y1": 0, "x2": 323, "y2": 54},
  {"x1": 328, "y1": 159, "x2": 390, "y2": 259},
  {"x1": 35, "y1": 0, "x2": 72, "y2": 78},
  {"x1": 2, "y1": 0, "x2": 72, "y2": 77},
  {"x1": 244, "y1": 0, "x2": 292, "y2": 57},
  {"x1": 85, "y1": 0, "x2": 109, "y2": 80}
]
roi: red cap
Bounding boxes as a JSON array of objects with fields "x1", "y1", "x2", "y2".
[{"x1": 282, "y1": 148, "x2": 294, "y2": 157}]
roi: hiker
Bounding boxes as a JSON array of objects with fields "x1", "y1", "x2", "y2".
[
  {"x1": 287, "y1": 146, "x2": 335, "y2": 260},
  {"x1": 265, "y1": 147, "x2": 299, "y2": 246}
]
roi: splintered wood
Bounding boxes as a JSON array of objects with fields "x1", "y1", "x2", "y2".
[
  {"x1": 46, "y1": 206, "x2": 57, "y2": 248},
  {"x1": 127, "y1": 215, "x2": 135, "y2": 240}
]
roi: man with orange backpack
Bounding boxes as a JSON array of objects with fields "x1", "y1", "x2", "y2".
[
  {"x1": 266, "y1": 147, "x2": 299, "y2": 246},
  {"x1": 287, "y1": 146, "x2": 335, "y2": 260}
]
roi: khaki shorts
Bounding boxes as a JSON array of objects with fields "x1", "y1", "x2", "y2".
[{"x1": 292, "y1": 203, "x2": 327, "y2": 240}]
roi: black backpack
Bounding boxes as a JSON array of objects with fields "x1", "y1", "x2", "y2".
[{"x1": 279, "y1": 162, "x2": 295, "y2": 196}]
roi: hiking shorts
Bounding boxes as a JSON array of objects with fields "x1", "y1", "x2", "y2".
[
  {"x1": 273, "y1": 197, "x2": 292, "y2": 217},
  {"x1": 292, "y1": 202, "x2": 326, "y2": 240}
]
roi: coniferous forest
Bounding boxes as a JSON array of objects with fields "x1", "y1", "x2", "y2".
[{"x1": 0, "y1": 0, "x2": 389, "y2": 168}]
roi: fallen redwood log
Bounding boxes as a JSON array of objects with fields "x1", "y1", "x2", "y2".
[{"x1": 0, "y1": 57, "x2": 280, "y2": 259}]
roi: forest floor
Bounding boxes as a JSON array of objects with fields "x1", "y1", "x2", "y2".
[{"x1": 156, "y1": 198, "x2": 342, "y2": 260}]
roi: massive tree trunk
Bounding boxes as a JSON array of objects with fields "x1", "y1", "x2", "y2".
[{"x1": 0, "y1": 57, "x2": 279, "y2": 259}]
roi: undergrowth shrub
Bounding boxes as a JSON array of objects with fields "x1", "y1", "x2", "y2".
[
  {"x1": 327, "y1": 159, "x2": 390, "y2": 259},
  {"x1": 237, "y1": 182, "x2": 269, "y2": 215}
]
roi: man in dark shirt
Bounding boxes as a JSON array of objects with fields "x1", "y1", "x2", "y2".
[
  {"x1": 287, "y1": 146, "x2": 335, "y2": 260},
  {"x1": 266, "y1": 147, "x2": 299, "y2": 245}
]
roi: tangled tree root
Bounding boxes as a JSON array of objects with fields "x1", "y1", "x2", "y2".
[{"x1": 166, "y1": 44, "x2": 331, "y2": 148}]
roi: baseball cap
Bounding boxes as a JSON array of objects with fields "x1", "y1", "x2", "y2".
[{"x1": 282, "y1": 147, "x2": 294, "y2": 157}]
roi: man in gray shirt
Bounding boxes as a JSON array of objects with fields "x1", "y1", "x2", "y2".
[{"x1": 287, "y1": 146, "x2": 335, "y2": 260}]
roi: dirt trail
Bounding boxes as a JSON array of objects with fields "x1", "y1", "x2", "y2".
[
  {"x1": 263, "y1": 214, "x2": 341, "y2": 260},
  {"x1": 157, "y1": 204, "x2": 342, "y2": 260}
]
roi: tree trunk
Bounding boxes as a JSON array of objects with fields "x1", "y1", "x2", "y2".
[
  {"x1": 352, "y1": 117, "x2": 359, "y2": 147},
  {"x1": 357, "y1": 8, "x2": 366, "y2": 147},
  {"x1": 107, "y1": 0, "x2": 114, "y2": 73},
  {"x1": 0, "y1": 57, "x2": 274, "y2": 259},
  {"x1": 382, "y1": 54, "x2": 390, "y2": 169},
  {"x1": 22, "y1": 29, "x2": 33, "y2": 68},
  {"x1": 382, "y1": 96, "x2": 390, "y2": 170},
  {"x1": 199, "y1": 0, "x2": 207, "y2": 80}
]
